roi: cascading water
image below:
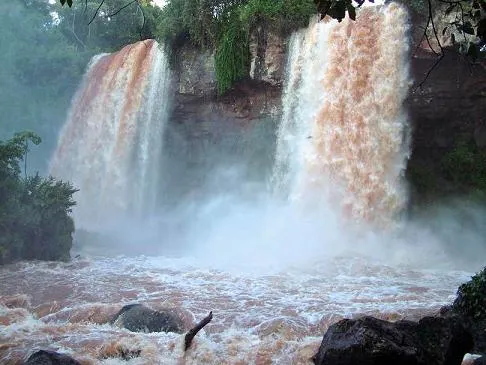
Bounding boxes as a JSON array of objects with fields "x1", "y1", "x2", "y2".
[
  {"x1": 1, "y1": 5, "x2": 479, "y2": 365},
  {"x1": 49, "y1": 39, "x2": 171, "y2": 230},
  {"x1": 272, "y1": 4, "x2": 411, "y2": 227}
]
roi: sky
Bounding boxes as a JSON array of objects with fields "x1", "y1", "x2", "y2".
[{"x1": 47, "y1": 0, "x2": 167, "y2": 7}]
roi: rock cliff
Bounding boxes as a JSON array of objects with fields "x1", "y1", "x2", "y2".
[{"x1": 167, "y1": 20, "x2": 486, "y2": 206}]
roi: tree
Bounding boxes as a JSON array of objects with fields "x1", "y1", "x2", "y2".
[
  {"x1": 57, "y1": 0, "x2": 485, "y2": 93},
  {"x1": 0, "y1": 0, "x2": 93, "y2": 170},
  {"x1": 0, "y1": 132, "x2": 78, "y2": 264}
]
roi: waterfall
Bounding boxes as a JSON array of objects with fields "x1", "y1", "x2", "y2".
[
  {"x1": 50, "y1": 40, "x2": 171, "y2": 230},
  {"x1": 272, "y1": 4, "x2": 411, "y2": 227}
]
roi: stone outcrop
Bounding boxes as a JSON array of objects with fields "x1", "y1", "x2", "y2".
[
  {"x1": 25, "y1": 350, "x2": 81, "y2": 365},
  {"x1": 111, "y1": 304, "x2": 184, "y2": 333},
  {"x1": 249, "y1": 24, "x2": 286, "y2": 85},
  {"x1": 176, "y1": 45, "x2": 216, "y2": 96},
  {"x1": 170, "y1": 15, "x2": 486, "y2": 204},
  {"x1": 166, "y1": 44, "x2": 282, "y2": 206},
  {"x1": 406, "y1": 50, "x2": 486, "y2": 200},
  {"x1": 312, "y1": 315, "x2": 473, "y2": 365}
]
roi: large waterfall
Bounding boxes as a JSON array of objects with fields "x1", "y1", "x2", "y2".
[
  {"x1": 272, "y1": 4, "x2": 411, "y2": 227},
  {"x1": 3, "y1": 5, "x2": 483, "y2": 365},
  {"x1": 49, "y1": 40, "x2": 171, "y2": 230}
]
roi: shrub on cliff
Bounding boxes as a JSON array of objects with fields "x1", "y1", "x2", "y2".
[
  {"x1": 452, "y1": 266, "x2": 486, "y2": 320},
  {"x1": 0, "y1": 132, "x2": 77, "y2": 264},
  {"x1": 153, "y1": 0, "x2": 317, "y2": 94},
  {"x1": 441, "y1": 139, "x2": 486, "y2": 196}
]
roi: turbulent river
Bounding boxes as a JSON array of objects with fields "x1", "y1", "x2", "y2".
[{"x1": 0, "y1": 255, "x2": 472, "y2": 364}]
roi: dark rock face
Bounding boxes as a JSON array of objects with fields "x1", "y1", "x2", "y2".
[
  {"x1": 474, "y1": 357, "x2": 486, "y2": 365},
  {"x1": 111, "y1": 304, "x2": 184, "y2": 333},
  {"x1": 406, "y1": 51, "x2": 486, "y2": 200},
  {"x1": 162, "y1": 80, "x2": 281, "y2": 208},
  {"x1": 312, "y1": 316, "x2": 472, "y2": 365},
  {"x1": 25, "y1": 350, "x2": 80, "y2": 365}
]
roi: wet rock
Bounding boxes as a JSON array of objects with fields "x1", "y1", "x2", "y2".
[
  {"x1": 249, "y1": 24, "x2": 285, "y2": 85},
  {"x1": 111, "y1": 304, "x2": 184, "y2": 333},
  {"x1": 25, "y1": 350, "x2": 80, "y2": 365},
  {"x1": 312, "y1": 315, "x2": 472, "y2": 365},
  {"x1": 474, "y1": 356, "x2": 486, "y2": 364},
  {"x1": 449, "y1": 268, "x2": 486, "y2": 354}
]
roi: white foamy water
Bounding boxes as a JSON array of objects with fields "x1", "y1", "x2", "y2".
[
  {"x1": 0, "y1": 256, "x2": 472, "y2": 364},
  {"x1": 49, "y1": 40, "x2": 171, "y2": 231},
  {"x1": 273, "y1": 4, "x2": 411, "y2": 228}
]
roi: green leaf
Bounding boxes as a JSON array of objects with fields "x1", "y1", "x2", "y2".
[
  {"x1": 60, "y1": 0, "x2": 66, "y2": 5},
  {"x1": 67, "y1": 0, "x2": 72, "y2": 7}
]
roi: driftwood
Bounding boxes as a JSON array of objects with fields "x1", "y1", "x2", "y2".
[{"x1": 184, "y1": 311, "x2": 213, "y2": 351}]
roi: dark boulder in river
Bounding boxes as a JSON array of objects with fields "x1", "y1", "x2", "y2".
[
  {"x1": 111, "y1": 304, "x2": 184, "y2": 333},
  {"x1": 312, "y1": 315, "x2": 472, "y2": 365},
  {"x1": 25, "y1": 350, "x2": 80, "y2": 365}
]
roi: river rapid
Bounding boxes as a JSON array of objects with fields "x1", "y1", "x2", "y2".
[{"x1": 0, "y1": 253, "x2": 472, "y2": 364}]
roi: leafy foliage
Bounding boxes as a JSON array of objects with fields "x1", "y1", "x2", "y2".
[
  {"x1": 453, "y1": 267, "x2": 486, "y2": 320},
  {"x1": 154, "y1": 0, "x2": 315, "y2": 93},
  {"x1": 0, "y1": 133, "x2": 77, "y2": 264},
  {"x1": 441, "y1": 139, "x2": 486, "y2": 192},
  {"x1": 239, "y1": 0, "x2": 316, "y2": 33},
  {"x1": 215, "y1": 15, "x2": 250, "y2": 94}
]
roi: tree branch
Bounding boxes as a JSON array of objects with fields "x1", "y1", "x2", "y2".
[
  {"x1": 136, "y1": 0, "x2": 146, "y2": 41},
  {"x1": 414, "y1": 0, "x2": 446, "y2": 90},
  {"x1": 71, "y1": 11, "x2": 86, "y2": 49},
  {"x1": 88, "y1": 0, "x2": 105, "y2": 25},
  {"x1": 107, "y1": 0, "x2": 137, "y2": 17},
  {"x1": 184, "y1": 311, "x2": 213, "y2": 351}
]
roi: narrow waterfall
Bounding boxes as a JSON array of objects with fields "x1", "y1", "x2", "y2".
[
  {"x1": 273, "y1": 4, "x2": 411, "y2": 227},
  {"x1": 49, "y1": 40, "x2": 171, "y2": 230}
]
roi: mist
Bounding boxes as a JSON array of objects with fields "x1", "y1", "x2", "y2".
[
  {"x1": 72, "y1": 115, "x2": 486, "y2": 276},
  {"x1": 1, "y1": 0, "x2": 483, "y2": 285}
]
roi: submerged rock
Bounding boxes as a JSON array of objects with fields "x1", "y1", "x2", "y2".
[
  {"x1": 25, "y1": 350, "x2": 80, "y2": 365},
  {"x1": 312, "y1": 315, "x2": 472, "y2": 365},
  {"x1": 111, "y1": 304, "x2": 184, "y2": 333}
]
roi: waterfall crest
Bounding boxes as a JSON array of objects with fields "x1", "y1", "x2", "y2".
[
  {"x1": 50, "y1": 40, "x2": 171, "y2": 230},
  {"x1": 273, "y1": 4, "x2": 411, "y2": 227}
]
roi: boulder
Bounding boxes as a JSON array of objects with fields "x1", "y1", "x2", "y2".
[
  {"x1": 25, "y1": 350, "x2": 80, "y2": 365},
  {"x1": 312, "y1": 315, "x2": 472, "y2": 365},
  {"x1": 111, "y1": 304, "x2": 184, "y2": 333}
]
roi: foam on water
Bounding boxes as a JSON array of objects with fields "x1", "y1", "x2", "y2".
[{"x1": 0, "y1": 256, "x2": 472, "y2": 364}]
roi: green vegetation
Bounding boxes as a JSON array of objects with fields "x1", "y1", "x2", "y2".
[
  {"x1": 57, "y1": 0, "x2": 485, "y2": 93},
  {"x1": 0, "y1": 132, "x2": 77, "y2": 265},
  {"x1": 453, "y1": 266, "x2": 486, "y2": 320},
  {"x1": 441, "y1": 139, "x2": 486, "y2": 192},
  {"x1": 407, "y1": 139, "x2": 486, "y2": 206},
  {"x1": 154, "y1": 0, "x2": 316, "y2": 94}
]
